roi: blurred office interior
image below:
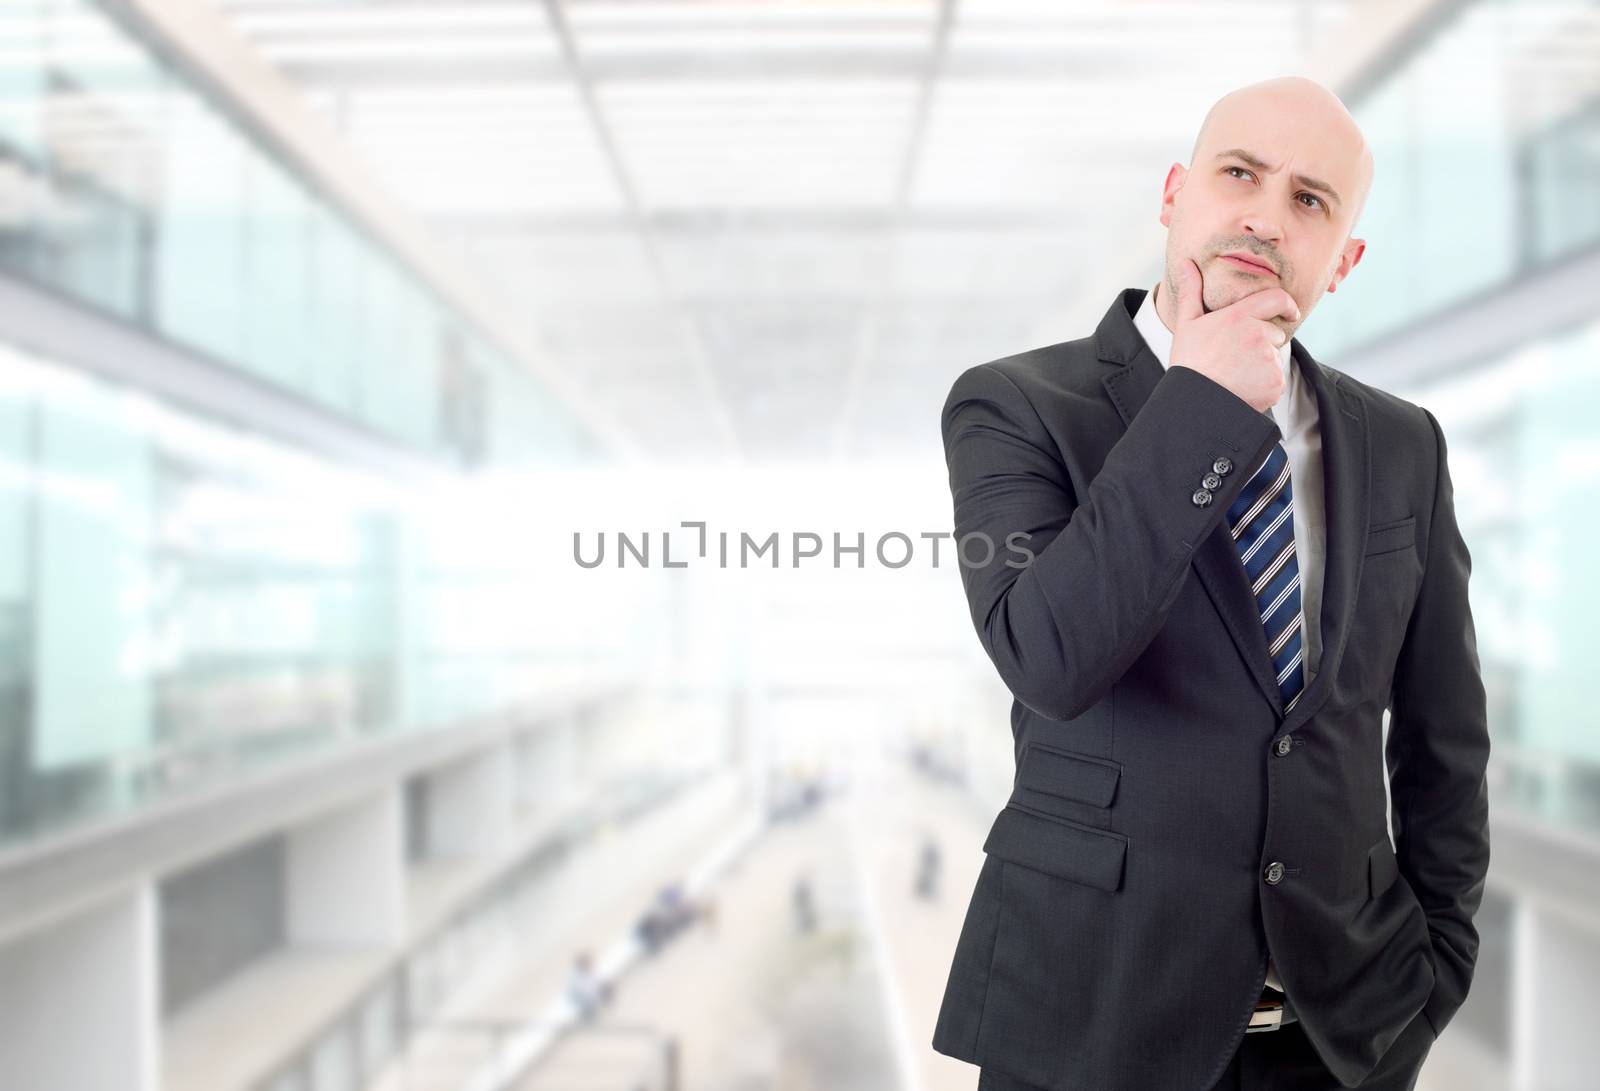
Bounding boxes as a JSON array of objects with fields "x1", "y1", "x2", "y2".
[{"x1": 0, "y1": 1, "x2": 1596, "y2": 1089}]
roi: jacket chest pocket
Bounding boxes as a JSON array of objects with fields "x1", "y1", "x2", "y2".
[
  {"x1": 1364, "y1": 514, "x2": 1417, "y2": 560},
  {"x1": 1353, "y1": 515, "x2": 1422, "y2": 630},
  {"x1": 1335, "y1": 516, "x2": 1423, "y2": 694}
]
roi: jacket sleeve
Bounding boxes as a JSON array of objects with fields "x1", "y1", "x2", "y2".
[
  {"x1": 1385, "y1": 406, "x2": 1491, "y2": 1039},
  {"x1": 940, "y1": 360, "x2": 1281, "y2": 721}
]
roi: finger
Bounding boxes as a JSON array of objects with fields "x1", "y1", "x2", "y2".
[
  {"x1": 1229, "y1": 287, "x2": 1300, "y2": 325},
  {"x1": 1173, "y1": 259, "x2": 1205, "y2": 322},
  {"x1": 1249, "y1": 318, "x2": 1289, "y2": 349}
]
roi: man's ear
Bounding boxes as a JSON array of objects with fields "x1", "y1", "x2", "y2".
[
  {"x1": 1325, "y1": 237, "x2": 1365, "y2": 293},
  {"x1": 1158, "y1": 164, "x2": 1187, "y2": 227}
]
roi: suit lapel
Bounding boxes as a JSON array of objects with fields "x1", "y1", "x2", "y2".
[
  {"x1": 1094, "y1": 288, "x2": 1370, "y2": 723},
  {"x1": 1191, "y1": 493, "x2": 1291, "y2": 716},
  {"x1": 1281, "y1": 339, "x2": 1370, "y2": 729}
]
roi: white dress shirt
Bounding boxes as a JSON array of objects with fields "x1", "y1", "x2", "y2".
[{"x1": 1132, "y1": 281, "x2": 1328, "y2": 995}]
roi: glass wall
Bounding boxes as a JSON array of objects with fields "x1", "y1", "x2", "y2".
[
  {"x1": 1392, "y1": 314, "x2": 1600, "y2": 835},
  {"x1": 0, "y1": 0, "x2": 626, "y2": 850},
  {"x1": 1301, "y1": 0, "x2": 1600, "y2": 355},
  {"x1": 0, "y1": 0, "x2": 593, "y2": 466},
  {"x1": 0, "y1": 339, "x2": 633, "y2": 850}
]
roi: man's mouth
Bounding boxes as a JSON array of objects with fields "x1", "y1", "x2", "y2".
[{"x1": 1219, "y1": 252, "x2": 1276, "y2": 276}]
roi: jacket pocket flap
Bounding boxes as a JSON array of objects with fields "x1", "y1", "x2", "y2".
[
  {"x1": 1017, "y1": 743, "x2": 1121, "y2": 807},
  {"x1": 983, "y1": 804, "x2": 1127, "y2": 892},
  {"x1": 1368, "y1": 837, "x2": 1399, "y2": 898},
  {"x1": 1365, "y1": 516, "x2": 1416, "y2": 557}
]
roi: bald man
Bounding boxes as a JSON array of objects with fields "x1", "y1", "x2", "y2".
[{"x1": 931, "y1": 77, "x2": 1488, "y2": 1091}]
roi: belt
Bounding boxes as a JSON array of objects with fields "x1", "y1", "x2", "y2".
[{"x1": 1245, "y1": 986, "x2": 1299, "y2": 1034}]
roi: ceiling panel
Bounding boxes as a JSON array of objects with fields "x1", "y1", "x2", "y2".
[{"x1": 210, "y1": 0, "x2": 1357, "y2": 461}]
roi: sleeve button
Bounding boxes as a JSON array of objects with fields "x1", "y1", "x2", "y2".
[
  {"x1": 1213, "y1": 456, "x2": 1233, "y2": 475},
  {"x1": 1192, "y1": 488, "x2": 1213, "y2": 507}
]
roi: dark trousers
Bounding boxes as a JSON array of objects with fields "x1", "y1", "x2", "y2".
[{"x1": 976, "y1": 1010, "x2": 1435, "y2": 1091}]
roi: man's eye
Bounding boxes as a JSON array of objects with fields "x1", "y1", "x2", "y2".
[{"x1": 1223, "y1": 166, "x2": 1323, "y2": 211}]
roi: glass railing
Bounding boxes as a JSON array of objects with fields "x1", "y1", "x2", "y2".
[{"x1": 250, "y1": 768, "x2": 703, "y2": 1091}]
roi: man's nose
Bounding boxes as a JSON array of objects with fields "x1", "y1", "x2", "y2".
[{"x1": 1239, "y1": 201, "x2": 1284, "y2": 245}]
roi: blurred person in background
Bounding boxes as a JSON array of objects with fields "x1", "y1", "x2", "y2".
[
  {"x1": 914, "y1": 833, "x2": 942, "y2": 902},
  {"x1": 792, "y1": 871, "x2": 817, "y2": 935},
  {"x1": 932, "y1": 76, "x2": 1488, "y2": 1091},
  {"x1": 636, "y1": 881, "x2": 698, "y2": 954},
  {"x1": 566, "y1": 950, "x2": 611, "y2": 1023}
]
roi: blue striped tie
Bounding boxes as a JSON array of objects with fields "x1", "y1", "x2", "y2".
[{"x1": 1226, "y1": 441, "x2": 1306, "y2": 712}]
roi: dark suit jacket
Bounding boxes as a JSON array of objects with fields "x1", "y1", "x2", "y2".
[{"x1": 931, "y1": 288, "x2": 1490, "y2": 1090}]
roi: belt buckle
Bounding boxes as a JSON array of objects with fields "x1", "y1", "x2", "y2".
[{"x1": 1246, "y1": 995, "x2": 1285, "y2": 1033}]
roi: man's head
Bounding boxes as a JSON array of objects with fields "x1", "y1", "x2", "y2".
[{"x1": 1156, "y1": 76, "x2": 1373, "y2": 338}]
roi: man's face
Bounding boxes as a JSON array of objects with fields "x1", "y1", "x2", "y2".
[{"x1": 1158, "y1": 80, "x2": 1370, "y2": 337}]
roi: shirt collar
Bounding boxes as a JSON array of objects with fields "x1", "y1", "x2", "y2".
[{"x1": 1132, "y1": 282, "x2": 1293, "y2": 394}]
